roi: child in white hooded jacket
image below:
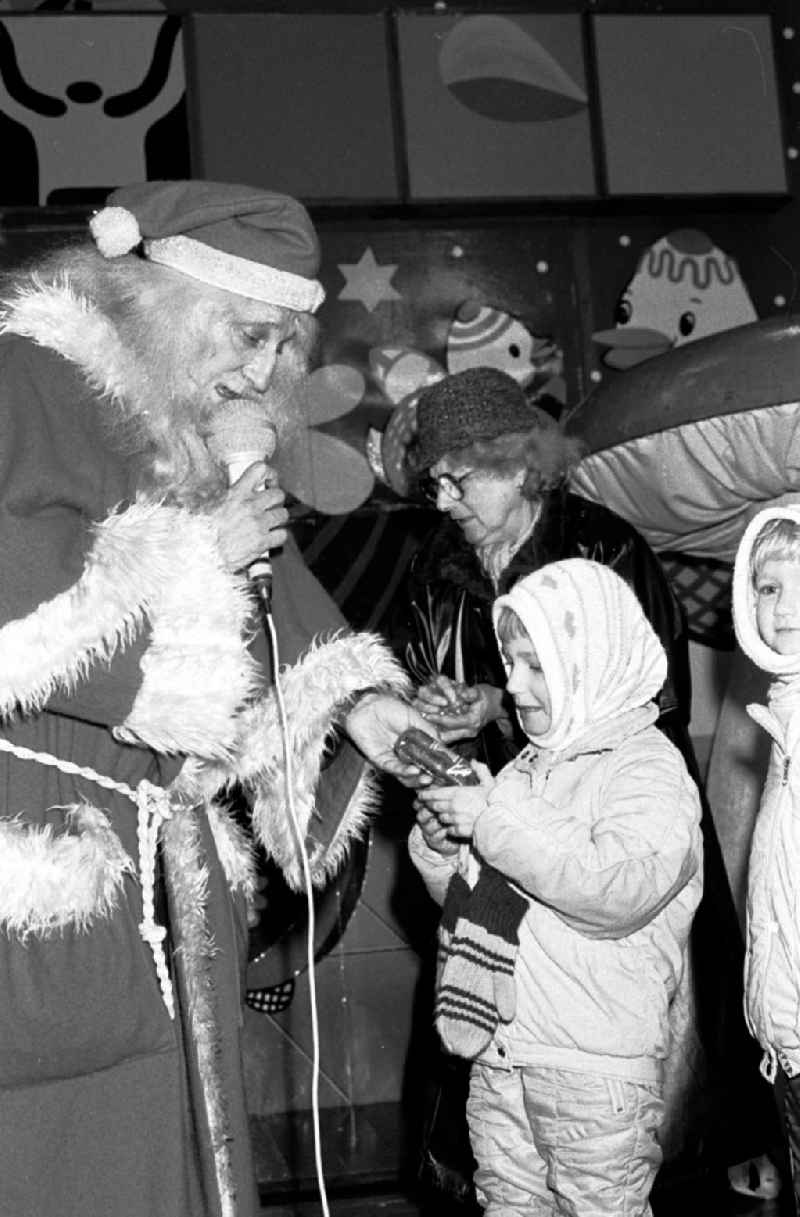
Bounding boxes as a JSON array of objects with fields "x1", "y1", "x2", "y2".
[
  {"x1": 732, "y1": 504, "x2": 800, "y2": 1210},
  {"x1": 409, "y1": 558, "x2": 703, "y2": 1217}
]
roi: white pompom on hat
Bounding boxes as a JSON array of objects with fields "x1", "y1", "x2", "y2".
[
  {"x1": 90, "y1": 205, "x2": 143, "y2": 258},
  {"x1": 89, "y1": 179, "x2": 325, "y2": 314}
]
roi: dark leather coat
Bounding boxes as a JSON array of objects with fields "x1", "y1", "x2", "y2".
[{"x1": 396, "y1": 487, "x2": 691, "y2": 773}]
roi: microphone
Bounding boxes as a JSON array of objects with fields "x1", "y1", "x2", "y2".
[{"x1": 206, "y1": 400, "x2": 279, "y2": 608}]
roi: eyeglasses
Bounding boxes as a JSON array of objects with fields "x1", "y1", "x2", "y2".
[{"x1": 420, "y1": 470, "x2": 478, "y2": 504}]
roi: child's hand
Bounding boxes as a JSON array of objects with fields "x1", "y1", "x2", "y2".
[
  {"x1": 414, "y1": 804, "x2": 461, "y2": 856},
  {"x1": 417, "y1": 768, "x2": 492, "y2": 839}
]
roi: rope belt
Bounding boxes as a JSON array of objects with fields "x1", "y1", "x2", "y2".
[{"x1": 0, "y1": 736, "x2": 175, "y2": 1018}]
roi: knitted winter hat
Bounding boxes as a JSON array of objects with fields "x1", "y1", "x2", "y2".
[
  {"x1": 414, "y1": 367, "x2": 541, "y2": 471},
  {"x1": 89, "y1": 180, "x2": 325, "y2": 314},
  {"x1": 493, "y1": 558, "x2": 666, "y2": 752}
]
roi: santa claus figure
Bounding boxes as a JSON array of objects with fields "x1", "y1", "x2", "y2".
[{"x1": 0, "y1": 179, "x2": 425, "y2": 1217}]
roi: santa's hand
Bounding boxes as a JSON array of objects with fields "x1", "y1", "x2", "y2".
[
  {"x1": 344, "y1": 693, "x2": 435, "y2": 785},
  {"x1": 414, "y1": 803, "x2": 460, "y2": 856},
  {"x1": 212, "y1": 461, "x2": 289, "y2": 572}
]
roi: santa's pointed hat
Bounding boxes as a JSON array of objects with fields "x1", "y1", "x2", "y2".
[{"x1": 90, "y1": 179, "x2": 325, "y2": 314}]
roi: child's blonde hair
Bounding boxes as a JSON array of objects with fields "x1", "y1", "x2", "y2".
[
  {"x1": 750, "y1": 518, "x2": 800, "y2": 582},
  {"x1": 496, "y1": 605, "x2": 528, "y2": 646}
]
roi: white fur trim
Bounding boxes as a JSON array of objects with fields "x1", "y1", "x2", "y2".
[
  {"x1": 206, "y1": 799, "x2": 256, "y2": 902},
  {"x1": 90, "y1": 206, "x2": 142, "y2": 258},
  {"x1": 178, "y1": 631, "x2": 410, "y2": 890},
  {"x1": 0, "y1": 499, "x2": 259, "y2": 758},
  {"x1": 245, "y1": 631, "x2": 409, "y2": 888},
  {"x1": 1, "y1": 277, "x2": 136, "y2": 406},
  {"x1": 0, "y1": 804, "x2": 134, "y2": 938},
  {"x1": 161, "y1": 809, "x2": 237, "y2": 1217},
  {"x1": 287, "y1": 760, "x2": 378, "y2": 889},
  {"x1": 114, "y1": 513, "x2": 258, "y2": 758},
  {"x1": 145, "y1": 234, "x2": 325, "y2": 314}
]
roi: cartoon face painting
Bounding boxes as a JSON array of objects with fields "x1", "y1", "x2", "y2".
[
  {"x1": 593, "y1": 228, "x2": 758, "y2": 369},
  {"x1": 446, "y1": 300, "x2": 561, "y2": 389}
]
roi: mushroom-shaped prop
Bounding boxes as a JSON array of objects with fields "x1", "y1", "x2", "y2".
[
  {"x1": 568, "y1": 316, "x2": 800, "y2": 566},
  {"x1": 570, "y1": 315, "x2": 800, "y2": 1141},
  {"x1": 569, "y1": 315, "x2": 800, "y2": 957}
]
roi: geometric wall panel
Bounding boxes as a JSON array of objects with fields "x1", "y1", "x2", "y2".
[
  {"x1": 0, "y1": 15, "x2": 187, "y2": 206},
  {"x1": 594, "y1": 14, "x2": 787, "y2": 196},
  {"x1": 185, "y1": 14, "x2": 399, "y2": 203},
  {"x1": 396, "y1": 11, "x2": 595, "y2": 201}
]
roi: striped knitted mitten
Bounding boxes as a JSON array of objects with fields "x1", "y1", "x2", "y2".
[
  {"x1": 435, "y1": 864, "x2": 528, "y2": 1059},
  {"x1": 437, "y1": 870, "x2": 472, "y2": 989}
]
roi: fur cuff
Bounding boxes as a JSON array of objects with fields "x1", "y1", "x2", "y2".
[
  {"x1": 0, "y1": 805, "x2": 134, "y2": 938},
  {"x1": 160, "y1": 808, "x2": 237, "y2": 1217},
  {"x1": 244, "y1": 632, "x2": 408, "y2": 888},
  {"x1": 206, "y1": 799, "x2": 256, "y2": 903},
  {"x1": 177, "y1": 631, "x2": 410, "y2": 890},
  {"x1": 0, "y1": 498, "x2": 259, "y2": 758}
]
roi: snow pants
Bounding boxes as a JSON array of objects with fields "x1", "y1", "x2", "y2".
[{"x1": 467, "y1": 1061, "x2": 664, "y2": 1216}]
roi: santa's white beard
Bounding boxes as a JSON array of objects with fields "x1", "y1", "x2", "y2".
[
  {"x1": 107, "y1": 284, "x2": 313, "y2": 509},
  {"x1": 132, "y1": 373, "x2": 310, "y2": 511}
]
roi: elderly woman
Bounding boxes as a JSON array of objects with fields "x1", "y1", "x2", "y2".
[
  {"x1": 397, "y1": 366, "x2": 775, "y2": 1207},
  {"x1": 399, "y1": 367, "x2": 688, "y2": 768}
]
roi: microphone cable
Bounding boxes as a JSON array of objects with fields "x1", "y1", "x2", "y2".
[
  {"x1": 260, "y1": 592, "x2": 331, "y2": 1217},
  {"x1": 205, "y1": 400, "x2": 330, "y2": 1211}
]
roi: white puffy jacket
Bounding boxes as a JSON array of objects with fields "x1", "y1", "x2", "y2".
[
  {"x1": 410, "y1": 709, "x2": 702, "y2": 1084},
  {"x1": 410, "y1": 558, "x2": 703, "y2": 1084},
  {"x1": 733, "y1": 504, "x2": 800, "y2": 1081}
]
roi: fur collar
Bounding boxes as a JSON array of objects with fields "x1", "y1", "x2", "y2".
[
  {"x1": 411, "y1": 488, "x2": 570, "y2": 601},
  {"x1": 0, "y1": 498, "x2": 259, "y2": 759},
  {"x1": 179, "y1": 629, "x2": 411, "y2": 891},
  {"x1": 1, "y1": 274, "x2": 133, "y2": 405}
]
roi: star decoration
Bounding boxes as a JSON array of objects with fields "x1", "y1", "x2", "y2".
[{"x1": 337, "y1": 247, "x2": 401, "y2": 313}]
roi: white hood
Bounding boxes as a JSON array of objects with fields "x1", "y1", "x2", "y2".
[
  {"x1": 733, "y1": 504, "x2": 800, "y2": 678},
  {"x1": 492, "y1": 558, "x2": 666, "y2": 752}
]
